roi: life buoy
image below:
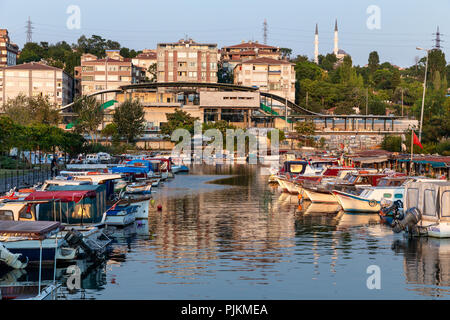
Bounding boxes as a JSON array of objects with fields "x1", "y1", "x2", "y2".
[{"x1": 369, "y1": 200, "x2": 378, "y2": 207}]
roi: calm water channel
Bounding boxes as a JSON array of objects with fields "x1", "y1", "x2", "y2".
[{"x1": 5, "y1": 165, "x2": 450, "y2": 299}]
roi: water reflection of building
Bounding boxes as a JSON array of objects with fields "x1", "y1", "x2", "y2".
[
  {"x1": 392, "y1": 238, "x2": 450, "y2": 297},
  {"x1": 147, "y1": 166, "x2": 295, "y2": 279}
]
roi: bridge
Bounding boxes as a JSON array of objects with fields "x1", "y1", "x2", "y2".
[{"x1": 58, "y1": 81, "x2": 413, "y2": 134}]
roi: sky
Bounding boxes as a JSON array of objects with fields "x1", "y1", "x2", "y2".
[{"x1": 0, "y1": 0, "x2": 449, "y2": 67}]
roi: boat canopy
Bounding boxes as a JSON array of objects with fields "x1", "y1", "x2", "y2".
[
  {"x1": 404, "y1": 181, "x2": 450, "y2": 222},
  {"x1": 25, "y1": 190, "x2": 96, "y2": 203},
  {"x1": 0, "y1": 221, "x2": 63, "y2": 240},
  {"x1": 283, "y1": 161, "x2": 308, "y2": 174}
]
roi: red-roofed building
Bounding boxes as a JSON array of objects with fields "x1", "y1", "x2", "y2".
[
  {"x1": 234, "y1": 57, "x2": 295, "y2": 103},
  {"x1": 80, "y1": 51, "x2": 145, "y2": 100},
  {"x1": 0, "y1": 62, "x2": 74, "y2": 106},
  {"x1": 0, "y1": 29, "x2": 19, "y2": 69},
  {"x1": 132, "y1": 49, "x2": 157, "y2": 81},
  {"x1": 221, "y1": 41, "x2": 281, "y2": 73}
]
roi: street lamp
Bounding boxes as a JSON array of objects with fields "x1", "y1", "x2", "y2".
[{"x1": 416, "y1": 47, "x2": 429, "y2": 142}]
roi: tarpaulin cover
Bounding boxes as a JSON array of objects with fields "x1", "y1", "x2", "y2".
[
  {"x1": 111, "y1": 166, "x2": 149, "y2": 174},
  {"x1": 126, "y1": 160, "x2": 153, "y2": 171},
  {"x1": 25, "y1": 190, "x2": 96, "y2": 203}
]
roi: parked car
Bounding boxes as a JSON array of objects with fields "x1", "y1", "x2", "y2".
[
  {"x1": 85, "y1": 154, "x2": 99, "y2": 164},
  {"x1": 97, "y1": 152, "x2": 111, "y2": 163}
]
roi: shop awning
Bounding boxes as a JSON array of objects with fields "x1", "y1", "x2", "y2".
[
  {"x1": 353, "y1": 156, "x2": 388, "y2": 164},
  {"x1": 397, "y1": 159, "x2": 448, "y2": 168}
]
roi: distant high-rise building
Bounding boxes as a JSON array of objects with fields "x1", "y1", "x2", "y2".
[
  {"x1": 156, "y1": 39, "x2": 218, "y2": 83},
  {"x1": 0, "y1": 29, "x2": 19, "y2": 69},
  {"x1": 0, "y1": 62, "x2": 74, "y2": 106}
]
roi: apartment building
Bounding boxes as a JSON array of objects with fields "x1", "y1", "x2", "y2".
[
  {"x1": 156, "y1": 39, "x2": 218, "y2": 83},
  {"x1": 80, "y1": 51, "x2": 144, "y2": 100},
  {"x1": 234, "y1": 57, "x2": 295, "y2": 102},
  {"x1": 0, "y1": 62, "x2": 74, "y2": 106},
  {"x1": 0, "y1": 29, "x2": 19, "y2": 69},
  {"x1": 221, "y1": 41, "x2": 281, "y2": 72},
  {"x1": 132, "y1": 49, "x2": 157, "y2": 81}
]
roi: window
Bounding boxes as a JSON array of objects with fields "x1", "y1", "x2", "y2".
[
  {"x1": 95, "y1": 65, "x2": 105, "y2": 71},
  {"x1": 188, "y1": 52, "x2": 197, "y2": 58},
  {"x1": 442, "y1": 191, "x2": 450, "y2": 217},
  {"x1": 189, "y1": 62, "x2": 196, "y2": 67},
  {"x1": 423, "y1": 189, "x2": 436, "y2": 216},
  {"x1": 0, "y1": 210, "x2": 13, "y2": 221},
  {"x1": 178, "y1": 52, "x2": 187, "y2": 58},
  {"x1": 19, "y1": 206, "x2": 34, "y2": 220}
]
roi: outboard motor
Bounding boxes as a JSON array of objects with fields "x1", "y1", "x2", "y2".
[
  {"x1": 64, "y1": 229, "x2": 105, "y2": 262},
  {"x1": 0, "y1": 242, "x2": 28, "y2": 269},
  {"x1": 392, "y1": 207, "x2": 422, "y2": 234}
]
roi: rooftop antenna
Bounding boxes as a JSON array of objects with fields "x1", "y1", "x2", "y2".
[
  {"x1": 433, "y1": 26, "x2": 444, "y2": 49},
  {"x1": 263, "y1": 19, "x2": 268, "y2": 44},
  {"x1": 26, "y1": 16, "x2": 33, "y2": 43}
]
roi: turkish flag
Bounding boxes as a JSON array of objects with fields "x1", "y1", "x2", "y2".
[{"x1": 412, "y1": 131, "x2": 423, "y2": 149}]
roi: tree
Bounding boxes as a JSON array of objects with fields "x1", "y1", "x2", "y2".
[
  {"x1": 147, "y1": 63, "x2": 157, "y2": 82},
  {"x1": 295, "y1": 121, "x2": 316, "y2": 147},
  {"x1": 381, "y1": 135, "x2": 402, "y2": 152},
  {"x1": 72, "y1": 95, "x2": 104, "y2": 143},
  {"x1": 368, "y1": 51, "x2": 380, "y2": 74},
  {"x1": 113, "y1": 99, "x2": 146, "y2": 144},
  {"x1": 280, "y1": 48, "x2": 292, "y2": 60},
  {"x1": 101, "y1": 123, "x2": 119, "y2": 145},
  {"x1": 2, "y1": 94, "x2": 60, "y2": 126},
  {"x1": 160, "y1": 109, "x2": 199, "y2": 136}
]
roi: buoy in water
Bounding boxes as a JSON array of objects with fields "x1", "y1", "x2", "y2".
[
  {"x1": 150, "y1": 199, "x2": 156, "y2": 207},
  {"x1": 157, "y1": 204, "x2": 162, "y2": 211}
]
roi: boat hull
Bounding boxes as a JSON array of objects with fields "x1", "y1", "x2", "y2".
[
  {"x1": 303, "y1": 188, "x2": 337, "y2": 203},
  {"x1": 333, "y1": 190, "x2": 380, "y2": 213}
]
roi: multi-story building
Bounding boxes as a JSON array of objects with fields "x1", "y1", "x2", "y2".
[
  {"x1": 0, "y1": 62, "x2": 74, "y2": 106},
  {"x1": 132, "y1": 49, "x2": 157, "y2": 81},
  {"x1": 0, "y1": 29, "x2": 19, "y2": 69},
  {"x1": 156, "y1": 39, "x2": 218, "y2": 83},
  {"x1": 80, "y1": 51, "x2": 144, "y2": 100},
  {"x1": 221, "y1": 41, "x2": 281, "y2": 72},
  {"x1": 234, "y1": 57, "x2": 295, "y2": 103}
]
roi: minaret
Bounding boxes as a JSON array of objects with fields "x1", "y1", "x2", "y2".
[
  {"x1": 314, "y1": 23, "x2": 319, "y2": 64},
  {"x1": 333, "y1": 19, "x2": 339, "y2": 56}
]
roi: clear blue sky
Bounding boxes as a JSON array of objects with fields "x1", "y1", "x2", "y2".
[{"x1": 1, "y1": 0, "x2": 448, "y2": 67}]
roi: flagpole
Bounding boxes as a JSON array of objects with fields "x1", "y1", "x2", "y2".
[{"x1": 410, "y1": 128, "x2": 414, "y2": 175}]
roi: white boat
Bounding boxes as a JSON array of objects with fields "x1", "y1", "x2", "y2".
[
  {"x1": 125, "y1": 182, "x2": 152, "y2": 194},
  {"x1": 392, "y1": 181, "x2": 450, "y2": 238},
  {"x1": 333, "y1": 186, "x2": 405, "y2": 213},
  {"x1": 104, "y1": 205, "x2": 137, "y2": 226}
]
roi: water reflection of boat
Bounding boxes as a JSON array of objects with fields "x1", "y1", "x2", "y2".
[
  {"x1": 303, "y1": 203, "x2": 341, "y2": 215},
  {"x1": 336, "y1": 212, "x2": 380, "y2": 230},
  {"x1": 392, "y1": 238, "x2": 450, "y2": 297}
]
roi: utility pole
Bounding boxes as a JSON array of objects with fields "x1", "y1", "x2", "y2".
[
  {"x1": 416, "y1": 47, "x2": 429, "y2": 142},
  {"x1": 401, "y1": 88, "x2": 404, "y2": 117},
  {"x1": 365, "y1": 88, "x2": 368, "y2": 115},
  {"x1": 26, "y1": 17, "x2": 33, "y2": 43}
]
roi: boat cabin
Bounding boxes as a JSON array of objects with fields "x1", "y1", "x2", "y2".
[{"x1": 404, "y1": 181, "x2": 450, "y2": 223}]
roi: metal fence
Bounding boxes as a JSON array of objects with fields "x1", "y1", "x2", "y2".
[{"x1": 0, "y1": 167, "x2": 53, "y2": 194}]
